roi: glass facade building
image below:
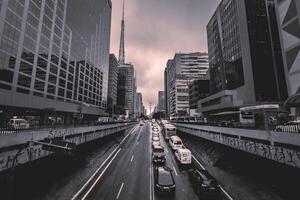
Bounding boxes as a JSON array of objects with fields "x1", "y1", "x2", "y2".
[
  {"x1": 117, "y1": 63, "x2": 135, "y2": 118},
  {"x1": 164, "y1": 52, "x2": 209, "y2": 117},
  {"x1": 199, "y1": 0, "x2": 288, "y2": 115},
  {"x1": 0, "y1": 0, "x2": 112, "y2": 119},
  {"x1": 275, "y1": 0, "x2": 300, "y2": 96}
]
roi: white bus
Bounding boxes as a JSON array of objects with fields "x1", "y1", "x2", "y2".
[{"x1": 164, "y1": 124, "x2": 176, "y2": 141}]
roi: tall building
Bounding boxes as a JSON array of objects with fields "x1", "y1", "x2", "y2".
[
  {"x1": 164, "y1": 52, "x2": 209, "y2": 117},
  {"x1": 117, "y1": 63, "x2": 135, "y2": 117},
  {"x1": 189, "y1": 78, "x2": 210, "y2": 110},
  {"x1": 275, "y1": 0, "x2": 300, "y2": 115},
  {"x1": 118, "y1": 0, "x2": 125, "y2": 65},
  {"x1": 116, "y1": 0, "x2": 136, "y2": 119},
  {"x1": 108, "y1": 54, "x2": 119, "y2": 114},
  {"x1": 164, "y1": 59, "x2": 173, "y2": 117},
  {"x1": 135, "y1": 92, "x2": 143, "y2": 117},
  {"x1": 198, "y1": 0, "x2": 288, "y2": 115},
  {"x1": 157, "y1": 91, "x2": 165, "y2": 112},
  {"x1": 0, "y1": 0, "x2": 112, "y2": 123}
]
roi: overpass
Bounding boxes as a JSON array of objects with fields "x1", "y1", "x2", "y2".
[
  {"x1": 173, "y1": 123, "x2": 300, "y2": 168},
  {"x1": 0, "y1": 122, "x2": 136, "y2": 172}
]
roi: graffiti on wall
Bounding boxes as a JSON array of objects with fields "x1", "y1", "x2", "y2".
[
  {"x1": 179, "y1": 127, "x2": 300, "y2": 168},
  {"x1": 0, "y1": 145, "x2": 46, "y2": 171}
]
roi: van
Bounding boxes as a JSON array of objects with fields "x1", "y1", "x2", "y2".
[
  {"x1": 169, "y1": 136, "x2": 183, "y2": 150},
  {"x1": 175, "y1": 148, "x2": 192, "y2": 165}
]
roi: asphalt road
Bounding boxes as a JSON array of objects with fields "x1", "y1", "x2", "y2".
[{"x1": 78, "y1": 122, "x2": 201, "y2": 200}]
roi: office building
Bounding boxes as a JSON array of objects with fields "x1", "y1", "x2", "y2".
[
  {"x1": 275, "y1": 0, "x2": 300, "y2": 115},
  {"x1": 0, "y1": 0, "x2": 112, "y2": 124},
  {"x1": 108, "y1": 54, "x2": 119, "y2": 114},
  {"x1": 157, "y1": 91, "x2": 165, "y2": 112},
  {"x1": 164, "y1": 52, "x2": 209, "y2": 117},
  {"x1": 117, "y1": 63, "x2": 135, "y2": 117},
  {"x1": 135, "y1": 92, "x2": 143, "y2": 117},
  {"x1": 189, "y1": 78, "x2": 210, "y2": 110},
  {"x1": 198, "y1": 0, "x2": 288, "y2": 115}
]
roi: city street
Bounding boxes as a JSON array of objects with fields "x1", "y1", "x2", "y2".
[{"x1": 81, "y1": 122, "x2": 200, "y2": 200}]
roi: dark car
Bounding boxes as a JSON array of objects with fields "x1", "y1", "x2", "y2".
[
  {"x1": 152, "y1": 145, "x2": 166, "y2": 165},
  {"x1": 154, "y1": 166, "x2": 176, "y2": 195},
  {"x1": 188, "y1": 168, "x2": 220, "y2": 199}
]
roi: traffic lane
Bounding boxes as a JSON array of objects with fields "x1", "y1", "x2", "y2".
[
  {"x1": 149, "y1": 124, "x2": 197, "y2": 200},
  {"x1": 180, "y1": 136, "x2": 238, "y2": 200},
  {"x1": 86, "y1": 122, "x2": 151, "y2": 200},
  {"x1": 117, "y1": 122, "x2": 151, "y2": 200}
]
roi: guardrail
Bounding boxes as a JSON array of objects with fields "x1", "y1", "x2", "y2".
[
  {"x1": 173, "y1": 123, "x2": 300, "y2": 168},
  {"x1": 0, "y1": 121, "x2": 135, "y2": 135},
  {"x1": 0, "y1": 122, "x2": 137, "y2": 172}
]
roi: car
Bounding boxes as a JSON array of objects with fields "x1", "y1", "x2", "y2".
[
  {"x1": 152, "y1": 132, "x2": 159, "y2": 136},
  {"x1": 152, "y1": 145, "x2": 166, "y2": 165},
  {"x1": 152, "y1": 127, "x2": 159, "y2": 131},
  {"x1": 175, "y1": 148, "x2": 192, "y2": 165},
  {"x1": 188, "y1": 168, "x2": 220, "y2": 199},
  {"x1": 152, "y1": 141, "x2": 161, "y2": 148},
  {"x1": 169, "y1": 136, "x2": 183, "y2": 150},
  {"x1": 154, "y1": 166, "x2": 176, "y2": 195},
  {"x1": 152, "y1": 136, "x2": 160, "y2": 142},
  {"x1": 7, "y1": 118, "x2": 30, "y2": 129}
]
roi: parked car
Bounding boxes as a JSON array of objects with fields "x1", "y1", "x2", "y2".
[
  {"x1": 175, "y1": 148, "x2": 192, "y2": 165},
  {"x1": 154, "y1": 166, "x2": 176, "y2": 196},
  {"x1": 7, "y1": 119, "x2": 30, "y2": 129},
  {"x1": 152, "y1": 145, "x2": 166, "y2": 165},
  {"x1": 188, "y1": 168, "x2": 220, "y2": 199}
]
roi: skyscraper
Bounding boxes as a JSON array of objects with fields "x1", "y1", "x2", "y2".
[
  {"x1": 116, "y1": 0, "x2": 136, "y2": 119},
  {"x1": 108, "y1": 54, "x2": 119, "y2": 114},
  {"x1": 198, "y1": 0, "x2": 288, "y2": 115},
  {"x1": 275, "y1": 0, "x2": 300, "y2": 93},
  {"x1": 165, "y1": 52, "x2": 209, "y2": 117},
  {"x1": 157, "y1": 91, "x2": 165, "y2": 112},
  {"x1": 118, "y1": 0, "x2": 125, "y2": 65},
  {"x1": 117, "y1": 64, "x2": 135, "y2": 117},
  {"x1": 0, "y1": 0, "x2": 112, "y2": 123}
]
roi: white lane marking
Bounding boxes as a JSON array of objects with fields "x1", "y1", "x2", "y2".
[
  {"x1": 119, "y1": 125, "x2": 136, "y2": 144},
  {"x1": 192, "y1": 155, "x2": 205, "y2": 170},
  {"x1": 136, "y1": 141, "x2": 139, "y2": 145},
  {"x1": 116, "y1": 182, "x2": 124, "y2": 199},
  {"x1": 81, "y1": 148, "x2": 122, "y2": 200},
  {"x1": 71, "y1": 146, "x2": 121, "y2": 200},
  {"x1": 130, "y1": 155, "x2": 134, "y2": 162},
  {"x1": 149, "y1": 166, "x2": 152, "y2": 200},
  {"x1": 192, "y1": 155, "x2": 234, "y2": 200},
  {"x1": 172, "y1": 166, "x2": 178, "y2": 176},
  {"x1": 220, "y1": 186, "x2": 234, "y2": 200}
]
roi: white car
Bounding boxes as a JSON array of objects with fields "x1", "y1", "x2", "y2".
[
  {"x1": 175, "y1": 148, "x2": 192, "y2": 165},
  {"x1": 8, "y1": 119, "x2": 30, "y2": 129},
  {"x1": 169, "y1": 136, "x2": 183, "y2": 150}
]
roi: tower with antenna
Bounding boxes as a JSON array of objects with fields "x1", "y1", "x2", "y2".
[{"x1": 118, "y1": 0, "x2": 125, "y2": 65}]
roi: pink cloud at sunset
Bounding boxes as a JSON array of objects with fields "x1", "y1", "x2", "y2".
[{"x1": 110, "y1": 0, "x2": 220, "y2": 113}]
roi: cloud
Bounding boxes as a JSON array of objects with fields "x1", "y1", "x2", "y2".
[{"x1": 110, "y1": 0, "x2": 220, "y2": 113}]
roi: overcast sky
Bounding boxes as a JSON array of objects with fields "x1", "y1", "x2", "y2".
[{"x1": 110, "y1": 0, "x2": 220, "y2": 113}]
